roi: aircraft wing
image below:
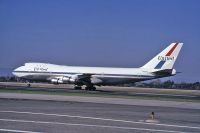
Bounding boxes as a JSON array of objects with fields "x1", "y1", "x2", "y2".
[
  {"x1": 75, "y1": 73, "x2": 102, "y2": 85},
  {"x1": 75, "y1": 73, "x2": 93, "y2": 80}
]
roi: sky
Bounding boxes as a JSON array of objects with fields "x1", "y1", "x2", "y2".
[{"x1": 0, "y1": 0, "x2": 200, "y2": 82}]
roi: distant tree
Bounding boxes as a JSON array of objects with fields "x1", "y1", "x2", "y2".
[{"x1": 162, "y1": 80, "x2": 174, "y2": 88}]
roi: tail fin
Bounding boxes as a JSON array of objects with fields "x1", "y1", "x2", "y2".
[{"x1": 141, "y1": 43, "x2": 183, "y2": 70}]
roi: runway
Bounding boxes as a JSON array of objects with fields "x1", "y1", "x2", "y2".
[
  {"x1": 0, "y1": 82, "x2": 200, "y2": 132},
  {"x1": 0, "y1": 98, "x2": 200, "y2": 133}
]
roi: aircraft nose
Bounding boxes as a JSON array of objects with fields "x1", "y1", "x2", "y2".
[
  {"x1": 12, "y1": 66, "x2": 22, "y2": 76},
  {"x1": 12, "y1": 68, "x2": 18, "y2": 76}
]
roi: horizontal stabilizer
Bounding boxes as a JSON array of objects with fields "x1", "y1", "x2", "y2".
[{"x1": 153, "y1": 69, "x2": 176, "y2": 76}]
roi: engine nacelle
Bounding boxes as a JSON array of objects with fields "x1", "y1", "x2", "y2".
[
  {"x1": 51, "y1": 76, "x2": 77, "y2": 84},
  {"x1": 51, "y1": 78, "x2": 59, "y2": 84}
]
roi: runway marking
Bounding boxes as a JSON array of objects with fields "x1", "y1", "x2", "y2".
[
  {"x1": 0, "y1": 118, "x2": 187, "y2": 133},
  {"x1": 0, "y1": 110, "x2": 200, "y2": 130},
  {"x1": 0, "y1": 128, "x2": 42, "y2": 133}
]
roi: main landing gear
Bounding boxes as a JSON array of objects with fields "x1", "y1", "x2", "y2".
[
  {"x1": 74, "y1": 85, "x2": 82, "y2": 90},
  {"x1": 74, "y1": 85, "x2": 96, "y2": 91},
  {"x1": 85, "y1": 86, "x2": 96, "y2": 91}
]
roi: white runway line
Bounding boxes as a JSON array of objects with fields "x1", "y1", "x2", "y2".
[
  {"x1": 0, "y1": 110, "x2": 200, "y2": 130},
  {"x1": 0, "y1": 118, "x2": 187, "y2": 133},
  {"x1": 0, "y1": 128, "x2": 42, "y2": 133}
]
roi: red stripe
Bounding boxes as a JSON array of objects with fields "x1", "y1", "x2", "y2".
[{"x1": 165, "y1": 43, "x2": 178, "y2": 56}]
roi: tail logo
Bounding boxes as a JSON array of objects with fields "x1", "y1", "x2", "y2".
[
  {"x1": 158, "y1": 56, "x2": 174, "y2": 61},
  {"x1": 154, "y1": 43, "x2": 178, "y2": 69}
]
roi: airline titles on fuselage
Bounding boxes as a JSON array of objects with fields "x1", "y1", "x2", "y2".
[{"x1": 34, "y1": 67, "x2": 48, "y2": 71}]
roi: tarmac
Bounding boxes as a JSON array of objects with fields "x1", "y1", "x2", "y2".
[
  {"x1": 0, "y1": 98, "x2": 200, "y2": 133},
  {"x1": 0, "y1": 82, "x2": 200, "y2": 133}
]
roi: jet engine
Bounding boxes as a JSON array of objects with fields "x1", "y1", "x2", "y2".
[{"x1": 51, "y1": 76, "x2": 78, "y2": 84}]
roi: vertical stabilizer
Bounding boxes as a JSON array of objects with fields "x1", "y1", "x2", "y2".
[{"x1": 142, "y1": 43, "x2": 183, "y2": 70}]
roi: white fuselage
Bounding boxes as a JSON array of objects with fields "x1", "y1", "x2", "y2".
[{"x1": 13, "y1": 63, "x2": 156, "y2": 85}]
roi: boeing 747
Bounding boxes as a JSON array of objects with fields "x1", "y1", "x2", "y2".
[{"x1": 13, "y1": 43, "x2": 183, "y2": 90}]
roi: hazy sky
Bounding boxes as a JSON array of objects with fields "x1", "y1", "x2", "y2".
[{"x1": 0, "y1": 0, "x2": 200, "y2": 82}]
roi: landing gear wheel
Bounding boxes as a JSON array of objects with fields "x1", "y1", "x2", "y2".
[
  {"x1": 91, "y1": 87, "x2": 96, "y2": 91},
  {"x1": 74, "y1": 86, "x2": 82, "y2": 90},
  {"x1": 85, "y1": 86, "x2": 96, "y2": 91},
  {"x1": 85, "y1": 86, "x2": 90, "y2": 90},
  {"x1": 27, "y1": 83, "x2": 31, "y2": 87}
]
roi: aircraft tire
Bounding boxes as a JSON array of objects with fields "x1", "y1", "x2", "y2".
[
  {"x1": 85, "y1": 86, "x2": 89, "y2": 90},
  {"x1": 93, "y1": 87, "x2": 96, "y2": 91},
  {"x1": 74, "y1": 86, "x2": 82, "y2": 90},
  {"x1": 85, "y1": 86, "x2": 96, "y2": 91},
  {"x1": 90, "y1": 87, "x2": 96, "y2": 91}
]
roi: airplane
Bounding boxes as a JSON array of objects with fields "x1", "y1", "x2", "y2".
[{"x1": 13, "y1": 42, "x2": 183, "y2": 91}]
